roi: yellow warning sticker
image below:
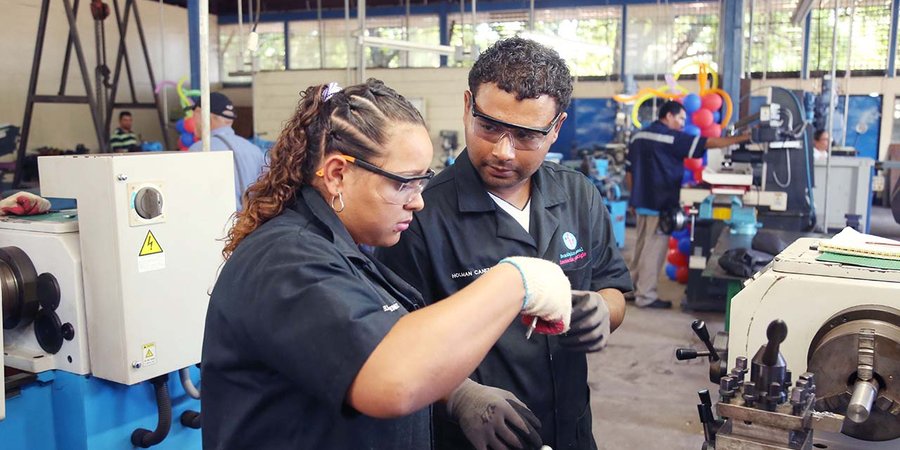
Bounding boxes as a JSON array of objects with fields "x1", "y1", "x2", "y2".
[
  {"x1": 142, "y1": 343, "x2": 157, "y2": 366},
  {"x1": 139, "y1": 230, "x2": 164, "y2": 256}
]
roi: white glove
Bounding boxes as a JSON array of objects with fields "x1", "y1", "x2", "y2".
[
  {"x1": 498, "y1": 256, "x2": 572, "y2": 333},
  {"x1": 559, "y1": 290, "x2": 611, "y2": 353},
  {"x1": 0, "y1": 192, "x2": 51, "y2": 216}
]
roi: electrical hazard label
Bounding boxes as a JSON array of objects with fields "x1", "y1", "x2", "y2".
[
  {"x1": 137, "y1": 230, "x2": 165, "y2": 272},
  {"x1": 142, "y1": 343, "x2": 157, "y2": 366},
  {"x1": 139, "y1": 230, "x2": 164, "y2": 256}
]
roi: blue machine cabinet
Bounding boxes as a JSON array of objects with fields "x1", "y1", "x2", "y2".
[{"x1": 1, "y1": 368, "x2": 202, "y2": 449}]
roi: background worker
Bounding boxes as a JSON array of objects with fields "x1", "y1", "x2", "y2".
[
  {"x1": 189, "y1": 92, "x2": 266, "y2": 210},
  {"x1": 625, "y1": 100, "x2": 750, "y2": 309},
  {"x1": 110, "y1": 111, "x2": 141, "y2": 152}
]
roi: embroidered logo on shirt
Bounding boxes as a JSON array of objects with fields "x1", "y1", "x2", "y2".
[
  {"x1": 559, "y1": 232, "x2": 587, "y2": 267},
  {"x1": 562, "y1": 232, "x2": 578, "y2": 250},
  {"x1": 383, "y1": 303, "x2": 401, "y2": 312}
]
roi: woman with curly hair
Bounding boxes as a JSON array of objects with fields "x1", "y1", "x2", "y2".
[{"x1": 200, "y1": 79, "x2": 573, "y2": 450}]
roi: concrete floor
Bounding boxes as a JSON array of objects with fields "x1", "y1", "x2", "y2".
[
  {"x1": 588, "y1": 227, "x2": 722, "y2": 450},
  {"x1": 587, "y1": 206, "x2": 898, "y2": 449}
]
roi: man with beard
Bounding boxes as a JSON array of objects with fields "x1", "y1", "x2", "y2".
[{"x1": 376, "y1": 37, "x2": 632, "y2": 450}]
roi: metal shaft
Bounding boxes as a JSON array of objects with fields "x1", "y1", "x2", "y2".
[{"x1": 847, "y1": 379, "x2": 878, "y2": 423}]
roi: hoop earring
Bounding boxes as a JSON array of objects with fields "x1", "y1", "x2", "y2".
[{"x1": 331, "y1": 192, "x2": 345, "y2": 213}]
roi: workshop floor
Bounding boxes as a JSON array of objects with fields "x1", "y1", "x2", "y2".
[{"x1": 588, "y1": 228, "x2": 726, "y2": 450}]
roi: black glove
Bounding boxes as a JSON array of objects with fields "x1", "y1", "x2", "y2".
[
  {"x1": 447, "y1": 378, "x2": 543, "y2": 450},
  {"x1": 559, "y1": 290, "x2": 611, "y2": 353}
]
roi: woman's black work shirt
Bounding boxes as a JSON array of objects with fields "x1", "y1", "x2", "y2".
[{"x1": 201, "y1": 186, "x2": 430, "y2": 450}]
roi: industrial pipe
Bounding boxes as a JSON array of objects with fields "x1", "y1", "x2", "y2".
[
  {"x1": 179, "y1": 367, "x2": 200, "y2": 399},
  {"x1": 131, "y1": 374, "x2": 173, "y2": 448}
]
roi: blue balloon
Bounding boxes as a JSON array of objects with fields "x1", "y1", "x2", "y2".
[
  {"x1": 683, "y1": 93, "x2": 702, "y2": 113},
  {"x1": 180, "y1": 133, "x2": 194, "y2": 147},
  {"x1": 672, "y1": 228, "x2": 691, "y2": 240},
  {"x1": 175, "y1": 118, "x2": 186, "y2": 134},
  {"x1": 713, "y1": 111, "x2": 722, "y2": 122},
  {"x1": 682, "y1": 168, "x2": 694, "y2": 184},
  {"x1": 678, "y1": 238, "x2": 692, "y2": 255},
  {"x1": 665, "y1": 263, "x2": 678, "y2": 281},
  {"x1": 684, "y1": 124, "x2": 701, "y2": 136}
]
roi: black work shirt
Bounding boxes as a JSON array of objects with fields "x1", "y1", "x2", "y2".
[
  {"x1": 626, "y1": 120, "x2": 708, "y2": 212},
  {"x1": 202, "y1": 186, "x2": 431, "y2": 450},
  {"x1": 375, "y1": 150, "x2": 632, "y2": 450}
]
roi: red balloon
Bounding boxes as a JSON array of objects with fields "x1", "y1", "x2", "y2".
[
  {"x1": 701, "y1": 93, "x2": 723, "y2": 112},
  {"x1": 183, "y1": 116, "x2": 196, "y2": 134},
  {"x1": 667, "y1": 248, "x2": 688, "y2": 267},
  {"x1": 676, "y1": 266, "x2": 690, "y2": 284},
  {"x1": 684, "y1": 157, "x2": 704, "y2": 171},
  {"x1": 693, "y1": 168, "x2": 704, "y2": 183},
  {"x1": 701, "y1": 124, "x2": 722, "y2": 138},
  {"x1": 669, "y1": 236, "x2": 679, "y2": 249},
  {"x1": 692, "y1": 109, "x2": 714, "y2": 128}
]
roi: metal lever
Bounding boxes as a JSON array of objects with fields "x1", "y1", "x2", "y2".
[
  {"x1": 676, "y1": 348, "x2": 713, "y2": 360},
  {"x1": 692, "y1": 320, "x2": 721, "y2": 362},
  {"x1": 762, "y1": 320, "x2": 787, "y2": 366}
]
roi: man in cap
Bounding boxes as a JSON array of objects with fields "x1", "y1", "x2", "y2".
[{"x1": 190, "y1": 92, "x2": 266, "y2": 210}]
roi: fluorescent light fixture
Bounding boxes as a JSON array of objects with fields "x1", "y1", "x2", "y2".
[{"x1": 791, "y1": 0, "x2": 816, "y2": 26}]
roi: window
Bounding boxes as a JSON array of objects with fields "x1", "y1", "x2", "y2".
[
  {"x1": 809, "y1": 0, "x2": 892, "y2": 72},
  {"x1": 219, "y1": 22, "x2": 285, "y2": 83},
  {"x1": 624, "y1": 2, "x2": 720, "y2": 76},
  {"x1": 448, "y1": 6, "x2": 621, "y2": 77},
  {"x1": 448, "y1": 10, "x2": 528, "y2": 67},
  {"x1": 319, "y1": 15, "x2": 440, "y2": 69},
  {"x1": 288, "y1": 20, "x2": 322, "y2": 69},
  {"x1": 530, "y1": 7, "x2": 621, "y2": 77},
  {"x1": 892, "y1": 97, "x2": 900, "y2": 144},
  {"x1": 219, "y1": 24, "x2": 251, "y2": 83},
  {"x1": 255, "y1": 22, "x2": 287, "y2": 71},
  {"x1": 744, "y1": 0, "x2": 804, "y2": 73}
]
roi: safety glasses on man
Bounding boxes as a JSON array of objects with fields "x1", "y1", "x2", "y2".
[
  {"x1": 329, "y1": 154, "x2": 435, "y2": 205},
  {"x1": 469, "y1": 97, "x2": 562, "y2": 151}
]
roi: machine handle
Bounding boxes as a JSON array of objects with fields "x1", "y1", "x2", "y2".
[
  {"x1": 691, "y1": 320, "x2": 721, "y2": 362},
  {"x1": 676, "y1": 348, "x2": 707, "y2": 360},
  {"x1": 763, "y1": 320, "x2": 788, "y2": 366},
  {"x1": 698, "y1": 389, "x2": 712, "y2": 407}
]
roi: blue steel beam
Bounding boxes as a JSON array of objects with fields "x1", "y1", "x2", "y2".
[
  {"x1": 284, "y1": 21, "x2": 290, "y2": 69},
  {"x1": 188, "y1": 0, "x2": 200, "y2": 89},
  {"x1": 721, "y1": 0, "x2": 744, "y2": 121},
  {"x1": 620, "y1": 5, "x2": 627, "y2": 80},
  {"x1": 889, "y1": 0, "x2": 898, "y2": 77},
  {"x1": 218, "y1": 0, "x2": 705, "y2": 24},
  {"x1": 802, "y1": 12, "x2": 811, "y2": 79},
  {"x1": 439, "y1": 1, "x2": 448, "y2": 67}
]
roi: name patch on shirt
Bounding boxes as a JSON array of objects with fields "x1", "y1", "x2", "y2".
[
  {"x1": 450, "y1": 267, "x2": 491, "y2": 280},
  {"x1": 383, "y1": 302, "x2": 401, "y2": 312}
]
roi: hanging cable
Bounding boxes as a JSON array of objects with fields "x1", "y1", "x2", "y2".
[{"x1": 772, "y1": 141, "x2": 793, "y2": 188}]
